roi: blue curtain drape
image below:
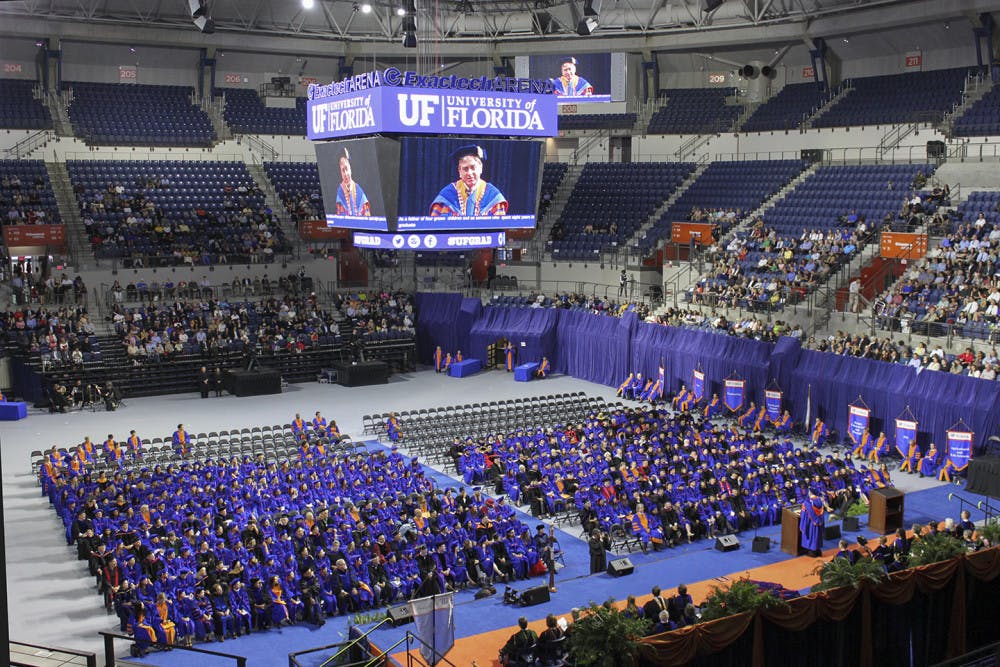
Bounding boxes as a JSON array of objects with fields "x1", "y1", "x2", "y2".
[
  {"x1": 553, "y1": 310, "x2": 633, "y2": 385},
  {"x1": 468, "y1": 306, "x2": 560, "y2": 367},
  {"x1": 413, "y1": 292, "x2": 478, "y2": 364},
  {"x1": 11, "y1": 358, "x2": 43, "y2": 403},
  {"x1": 630, "y1": 323, "x2": 772, "y2": 406},
  {"x1": 789, "y1": 350, "x2": 1000, "y2": 454}
]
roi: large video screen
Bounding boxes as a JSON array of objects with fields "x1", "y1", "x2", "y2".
[
  {"x1": 396, "y1": 137, "x2": 543, "y2": 232},
  {"x1": 526, "y1": 53, "x2": 619, "y2": 102},
  {"x1": 315, "y1": 138, "x2": 398, "y2": 232}
]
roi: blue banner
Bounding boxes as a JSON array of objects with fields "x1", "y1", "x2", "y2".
[
  {"x1": 307, "y1": 86, "x2": 559, "y2": 140},
  {"x1": 410, "y1": 593, "x2": 455, "y2": 665},
  {"x1": 848, "y1": 405, "x2": 870, "y2": 445},
  {"x1": 692, "y1": 369, "x2": 705, "y2": 403},
  {"x1": 765, "y1": 389, "x2": 782, "y2": 422},
  {"x1": 946, "y1": 429, "x2": 974, "y2": 471},
  {"x1": 724, "y1": 379, "x2": 744, "y2": 412},
  {"x1": 894, "y1": 419, "x2": 917, "y2": 457},
  {"x1": 353, "y1": 230, "x2": 506, "y2": 250}
]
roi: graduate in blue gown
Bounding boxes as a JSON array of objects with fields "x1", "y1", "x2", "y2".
[{"x1": 799, "y1": 495, "x2": 826, "y2": 557}]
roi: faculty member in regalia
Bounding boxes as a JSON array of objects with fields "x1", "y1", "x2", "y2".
[
  {"x1": 429, "y1": 145, "x2": 508, "y2": 217},
  {"x1": 552, "y1": 56, "x2": 594, "y2": 97},
  {"x1": 335, "y1": 147, "x2": 371, "y2": 217}
]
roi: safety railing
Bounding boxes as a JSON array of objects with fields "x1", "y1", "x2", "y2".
[
  {"x1": 948, "y1": 492, "x2": 999, "y2": 525},
  {"x1": 314, "y1": 618, "x2": 390, "y2": 667},
  {"x1": 2, "y1": 129, "x2": 53, "y2": 159},
  {"x1": 363, "y1": 630, "x2": 457, "y2": 667},
  {"x1": 11, "y1": 640, "x2": 96, "y2": 667},
  {"x1": 98, "y1": 631, "x2": 246, "y2": 667}
]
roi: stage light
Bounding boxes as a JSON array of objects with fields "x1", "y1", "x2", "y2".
[
  {"x1": 577, "y1": 16, "x2": 598, "y2": 35},
  {"x1": 403, "y1": 31, "x2": 417, "y2": 47}
]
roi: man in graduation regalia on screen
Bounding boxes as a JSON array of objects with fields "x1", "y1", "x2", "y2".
[
  {"x1": 429, "y1": 145, "x2": 508, "y2": 217},
  {"x1": 552, "y1": 56, "x2": 594, "y2": 97}
]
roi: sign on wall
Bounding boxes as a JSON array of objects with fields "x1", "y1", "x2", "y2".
[
  {"x1": 4, "y1": 63, "x2": 23, "y2": 74},
  {"x1": 802, "y1": 66, "x2": 815, "y2": 79},
  {"x1": 905, "y1": 52, "x2": 923, "y2": 68},
  {"x1": 223, "y1": 73, "x2": 244, "y2": 85},
  {"x1": 3, "y1": 224, "x2": 67, "y2": 247},
  {"x1": 708, "y1": 73, "x2": 727, "y2": 84},
  {"x1": 880, "y1": 232, "x2": 927, "y2": 259},
  {"x1": 119, "y1": 65, "x2": 137, "y2": 83}
]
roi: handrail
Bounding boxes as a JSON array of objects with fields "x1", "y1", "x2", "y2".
[
  {"x1": 363, "y1": 631, "x2": 458, "y2": 667},
  {"x1": 2, "y1": 129, "x2": 53, "y2": 159},
  {"x1": 11, "y1": 640, "x2": 96, "y2": 667},
  {"x1": 318, "y1": 618, "x2": 391, "y2": 667},
  {"x1": 99, "y1": 631, "x2": 247, "y2": 667},
  {"x1": 948, "y1": 492, "x2": 999, "y2": 524}
]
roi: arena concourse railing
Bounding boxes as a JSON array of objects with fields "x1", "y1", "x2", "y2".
[
  {"x1": 2, "y1": 129, "x2": 53, "y2": 160},
  {"x1": 10, "y1": 640, "x2": 96, "y2": 667},
  {"x1": 98, "y1": 630, "x2": 246, "y2": 667}
]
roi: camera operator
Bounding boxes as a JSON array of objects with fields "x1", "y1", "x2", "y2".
[
  {"x1": 298, "y1": 566, "x2": 324, "y2": 626},
  {"x1": 104, "y1": 381, "x2": 121, "y2": 411}
]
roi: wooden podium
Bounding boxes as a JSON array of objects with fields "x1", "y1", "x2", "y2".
[
  {"x1": 781, "y1": 506, "x2": 802, "y2": 555},
  {"x1": 869, "y1": 488, "x2": 905, "y2": 534}
]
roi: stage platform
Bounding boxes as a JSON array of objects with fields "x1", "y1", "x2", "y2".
[
  {"x1": 333, "y1": 360, "x2": 390, "y2": 387},
  {"x1": 0, "y1": 401, "x2": 28, "y2": 420},
  {"x1": 449, "y1": 358, "x2": 482, "y2": 378},
  {"x1": 223, "y1": 368, "x2": 282, "y2": 397}
]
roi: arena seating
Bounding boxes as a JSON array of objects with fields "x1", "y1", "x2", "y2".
[
  {"x1": 263, "y1": 162, "x2": 325, "y2": 223},
  {"x1": 688, "y1": 164, "x2": 936, "y2": 309},
  {"x1": 813, "y1": 68, "x2": 971, "y2": 128},
  {"x1": 0, "y1": 160, "x2": 61, "y2": 224},
  {"x1": 538, "y1": 162, "x2": 569, "y2": 220},
  {"x1": 0, "y1": 78, "x2": 53, "y2": 130},
  {"x1": 558, "y1": 113, "x2": 637, "y2": 131},
  {"x1": 741, "y1": 82, "x2": 835, "y2": 133},
  {"x1": 637, "y1": 160, "x2": 808, "y2": 252},
  {"x1": 220, "y1": 87, "x2": 307, "y2": 135},
  {"x1": 547, "y1": 162, "x2": 695, "y2": 261},
  {"x1": 65, "y1": 82, "x2": 215, "y2": 146},
  {"x1": 953, "y1": 86, "x2": 1000, "y2": 136},
  {"x1": 66, "y1": 160, "x2": 290, "y2": 265},
  {"x1": 647, "y1": 88, "x2": 740, "y2": 135}
]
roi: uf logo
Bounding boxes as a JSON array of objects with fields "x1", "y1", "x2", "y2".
[{"x1": 397, "y1": 93, "x2": 439, "y2": 126}]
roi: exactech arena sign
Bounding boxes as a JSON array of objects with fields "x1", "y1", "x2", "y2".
[{"x1": 307, "y1": 68, "x2": 558, "y2": 140}]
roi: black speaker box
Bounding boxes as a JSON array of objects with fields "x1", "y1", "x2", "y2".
[
  {"x1": 520, "y1": 585, "x2": 551, "y2": 607},
  {"x1": 607, "y1": 557, "x2": 635, "y2": 577},
  {"x1": 386, "y1": 603, "x2": 413, "y2": 627},
  {"x1": 843, "y1": 516, "x2": 860, "y2": 532},
  {"x1": 752, "y1": 536, "x2": 770, "y2": 553},
  {"x1": 927, "y1": 140, "x2": 945, "y2": 159},
  {"x1": 715, "y1": 535, "x2": 740, "y2": 552},
  {"x1": 825, "y1": 523, "x2": 842, "y2": 540}
]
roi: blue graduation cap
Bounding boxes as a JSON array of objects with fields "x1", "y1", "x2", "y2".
[{"x1": 451, "y1": 144, "x2": 486, "y2": 164}]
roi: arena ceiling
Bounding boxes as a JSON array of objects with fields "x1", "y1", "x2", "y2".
[{"x1": 0, "y1": 0, "x2": 995, "y2": 60}]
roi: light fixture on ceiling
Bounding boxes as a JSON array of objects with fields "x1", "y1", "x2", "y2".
[
  {"x1": 578, "y1": 0, "x2": 600, "y2": 35},
  {"x1": 361, "y1": 3, "x2": 372, "y2": 12},
  {"x1": 302, "y1": 0, "x2": 315, "y2": 8},
  {"x1": 842, "y1": 37, "x2": 849, "y2": 44},
  {"x1": 188, "y1": 0, "x2": 215, "y2": 33},
  {"x1": 397, "y1": 6, "x2": 407, "y2": 16},
  {"x1": 401, "y1": 0, "x2": 417, "y2": 48}
]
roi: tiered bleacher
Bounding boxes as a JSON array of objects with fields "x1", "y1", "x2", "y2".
[
  {"x1": 220, "y1": 88, "x2": 307, "y2": 135},
  {"x1": 65, "y1": 82, "x2": 215, "y2": 146},
  {"x1": 647, "y1": 88, "x2": 739, "y2": 134},
  {"x1": 263, "y1": 162, "x2": 324, "y2": 223},
  {"x1": 875, "y1": 197, "x2": 1000, "y2": 341},
  {"x1": 953, "y1": 86, "x2": 1000, "y2": 136},
  {"x1": 689, "y1": 164, "x2": 936, "y2": 308},
  {"x1": 1, "y1": 160, "x2": 61, "y2": 225},
  {"x1": 332, "y1": 290, "x2": 416, "y2": 372},
  {"x1": 0, "y1": 78, "x2": 52, "y2": 130},
  {"x1": 538, "y1": 162, "x2": 569, "y2": 220},
  {"x1": 558, "y1": 113, "x2": 637, "y2": 131},
  {"x1": 741, "y1": 82, "x2": 834, "y2": 132},
  {"x1": 637, "y1": 160, "x2": 808, "y2": 253},
  {"x1": 39, "y1": 423, "x2": 553, "y2": 649},
  {"x1": 813, "y1": 68, "x2": 971, "y2": 128},
  {"x1": 67, "y1": 160, "x2": 290, "y2": 266},
  {"x1": 547, "y1": 162, "x2": 695, "y2": 261}
]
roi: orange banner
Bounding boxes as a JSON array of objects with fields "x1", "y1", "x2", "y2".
[
  {"x1": 298, "y1": 220, "x2": 350, "y2": 241},
  {"x1": 3, "y1": 224, "x2": 66, "y2": 247},
  {"x1": 880, "y1": 232, "x2": 927, "y2": 259},
  {"x1": 671, "y1": 222, "x2": 716, "y2": 246}
]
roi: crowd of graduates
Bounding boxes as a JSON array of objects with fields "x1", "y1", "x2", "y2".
[
  {"x1": 38, "y1": 419, "x2": 551, "y2": 654},
  {"x1": 455, "y1": 402, "x2": 890, "y2": 554}
]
